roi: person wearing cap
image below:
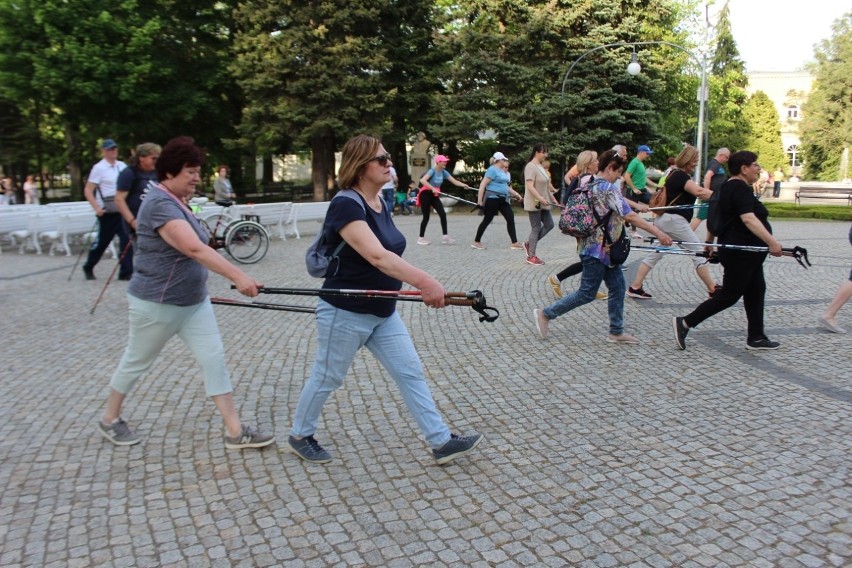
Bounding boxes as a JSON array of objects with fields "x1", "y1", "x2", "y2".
[
  {"x1": 417, "y1": 155, "x2": 469, "y2": 245},
  {"x1": 471, "y1": 152, "x2": 523, "y2": 250},
  {"x1": 82, "y1": 138, "x2": 129, "y2": 280},
  {"x1": 522, "y1": 143, "x2": 560, "y2": 266},
  {"x1": 623, "y1": 145, "x2": 657, "y2": 205},
  {"x1": 115, "y1": 143, "x2": 161, "y2": 260}
]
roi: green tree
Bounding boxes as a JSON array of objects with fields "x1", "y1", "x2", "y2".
[
  {"x1": 706, "y1": 0, "x2": 748, "y2": 153},
  {"x1": 432, "y1": 0, "x2": 690, "y2": 179},
  {"x1": 0, "y1": 1, "x2": 239, "y2": 197},
  {"x1": 801, "y1": 12, "x2": 852, "y2": 181},
  {"x1": 742, "y1": 91, "x2": 785, "y2": 171},
  {"x1": 233, "y1": 0, "x2": 438, "y2": 198}
]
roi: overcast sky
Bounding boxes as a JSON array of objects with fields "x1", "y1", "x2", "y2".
[{"x1": 723, "y1": 0, "x2": 846, "y2": 72}]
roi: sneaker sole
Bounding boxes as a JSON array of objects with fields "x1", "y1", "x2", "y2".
[
  {"x1": 225, "y1": 437, "x2": 276, "y2": 450},
  {"x1": 97, "y1": 427, "x2": 141, "y2": 446},
  {"x1": 745, "y1": 344, "x2": 780, "y2": 351},
  {"x1": 672, "y1": 317, "x2": 686, "y2": 350},
  {"x1": 435, "y1": 434, "x2": 484, "y2": 465},
  {"x1": 606, "y1": 335, "x2": 639, "y2": 344},
  {"x1": 287, "y1": 444, "x2": 332, "y2": 463},
  {"x1": 626, "y1": 292, "x2": 651, "y2": 299}
]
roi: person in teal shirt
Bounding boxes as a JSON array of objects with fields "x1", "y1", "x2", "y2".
[{"x1": 471, "y1": 152, "x2": 523, "y2": 249}]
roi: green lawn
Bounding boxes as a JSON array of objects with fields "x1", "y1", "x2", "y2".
[{"x1": 765, "y1": 202, "x2": 852, "y2": 221}]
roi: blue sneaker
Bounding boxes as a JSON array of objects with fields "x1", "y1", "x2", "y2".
[
  {"x1": 432, "y1": 433, "x2": 483, "y2": 465},
  {"x1": 288, "y1": 435, "x2": 332, "y2": 463}
]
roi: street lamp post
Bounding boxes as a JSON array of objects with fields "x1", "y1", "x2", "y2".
[{"x1": 560, "y1": 41, "x2": 708, "y2": 183}]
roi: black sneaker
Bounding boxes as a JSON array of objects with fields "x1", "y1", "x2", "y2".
[
  {"x1": 83, "y1": 266, "x2": 96, "y2": 280},
  {"x1": 432, "y1": 433, "x2": 483, "y2": 465},
  {"x1": 746, "y1": 338, "x2": 781, "y2": 350},
  {"x1": 288, "y1": 435, "x2": 332, "y2": 463},
  {"x1": 673, "y1": 316, "x2": 689, "y2": 350},
  {"x1": 627, "y1": 286, "x2": 652, "y2": 299},
  {"x1": 118, "y1": 273, "x2": 132, "y2": 281},
  {"x1": 225, "y1": 425, "x2": 275, "y2": 449}
]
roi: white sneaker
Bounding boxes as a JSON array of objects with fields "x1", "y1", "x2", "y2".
[
  {"x1": 417, "y1": 237, "x2": 430, "y2": 245},
  {"x1": 442, "y1": 235, "x2": 456, "y2": 244}
]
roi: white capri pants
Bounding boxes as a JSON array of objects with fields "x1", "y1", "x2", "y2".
[{"x1": 641, "y1": 213, "x2": 707, "y2": 269}]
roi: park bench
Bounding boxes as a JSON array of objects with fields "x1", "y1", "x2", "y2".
[
  {"x1": 232, "y1": 202, "x2": 294, "y2": 239},
  {"x1": 795, "y1": 186, "x2": 852, "y2": 205},
  {"x1": 282, "y1": 201, "x2": 331, "y2": 239}
]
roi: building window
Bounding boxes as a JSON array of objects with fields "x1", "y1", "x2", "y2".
[
  {"x1": 787, "y1": 105, "x2": 799, "y2": 119},
  {"x1": 787, "y1": 145, "x2": 801, "y2": 168}
]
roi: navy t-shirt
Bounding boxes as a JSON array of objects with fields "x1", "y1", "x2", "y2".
[
  {"x1": 117, "y1": 167, "x2": 158, "y2": 217},
  {"x1": 321, "y1": 192, "x2": 406, "y2": 317},
  {"x1": 717, "y1": 178, "x2": 772, "y2": 247}
]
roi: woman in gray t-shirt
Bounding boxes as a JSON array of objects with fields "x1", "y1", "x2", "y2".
[{"x1": 95, "y1": 137, "x2": 274, "y2": 451}]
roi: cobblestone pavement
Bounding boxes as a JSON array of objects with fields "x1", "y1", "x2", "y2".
[{"x1": 1, "y1": 212, "x2": 850, "y2": 568}]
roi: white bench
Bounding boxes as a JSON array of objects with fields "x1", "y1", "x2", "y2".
[
  {"x1": 0, "y1": 210, "x2": 34, "y2": 254},
  {"x1": 56, "y1": 211, "x2": 101, "y2": 256},
  {"x1": 9, "y1": 213, "x2": 65, "y2": 255},
  {"x1": 232, "y1": 202, "x2": 294, "y2": 239},
  {"x1": 281, "y1": 201, "x2": 331, "y2": 239}
]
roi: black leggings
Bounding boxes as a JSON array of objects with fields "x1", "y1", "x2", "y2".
[
  {"x1": 684, "y1": 250, "x2": 768, "y2": 342},
  {"x1": 555, "y1": 261, "x2": 583, "y2": 282},
  {"x1": 419, "y1": 190, "x2": 448, "y2": 237},
  {"x1": 474, "y1": 198, "x2": 517, "y2": 243}
]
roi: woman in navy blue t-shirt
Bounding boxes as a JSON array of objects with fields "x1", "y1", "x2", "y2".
[{"x1": 288, "y1": 135, "x2": 483, "y2": 466}]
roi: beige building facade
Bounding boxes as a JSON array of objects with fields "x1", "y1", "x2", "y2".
[{"x1": 746, "y1": 71, "x2": 813, "y2": 177}]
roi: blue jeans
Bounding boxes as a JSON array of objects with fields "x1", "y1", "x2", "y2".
[
  {"x1": 290, "y1": 300, "x2": 451, "y2": 449},
  {"x1": 543, "y1": 255, "x2": 627, "y2": 335},
  {"x1": 111, "y1": 295, "x2": 232, "y2": 396},
  {"x1": 382, "y1": 187, "x2": 395, "y2": 213}
]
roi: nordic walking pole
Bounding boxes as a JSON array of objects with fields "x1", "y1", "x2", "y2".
[
  {"x1": 68, "y1": 218, "x2": 100, "y2": 281},
  {"x1": 638, "y1": 237, "x2": 811, "y2": 268},
  {"x1": 210, "y1": 297, "x2": 316, "y2": 314},
  {"x1": 646, "y1": 203, "x2": 708, "y2": 212},
  {"x1": 89, "y1": 240, "x2": 134, "y2": 315},
  {"x1": 235, "y1": 286, "x2": 500, "y2": 322}
]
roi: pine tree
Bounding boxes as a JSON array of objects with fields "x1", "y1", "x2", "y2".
[
  {"x1": 742, "y1": 91, "x2": 785, "y2": 171},
  {"x1": 232, "y1": 0, "x2": 439, "y2": 198},
  {"x1": 800, "y1": 12, "x2": 852, "y2": 181},
  {"x1": 707, "y1": 0, "x2": 748, "y2": 153}
]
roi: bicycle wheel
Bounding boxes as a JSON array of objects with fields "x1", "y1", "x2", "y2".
[
  {"x1": 224, "y1": 220, "x2": 269, "y2": 264},
  {"x1": 201, "y1": 212, "x2": 235, "y2": 240}
]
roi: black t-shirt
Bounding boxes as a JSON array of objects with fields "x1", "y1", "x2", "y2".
[
  {"x1": 117, "y1": 167, "x2": 158, "y2": 217},
  {"x1": 717, "y1": 178, "x2": 772, "y2": 247},
  {"x1": 322, "y1": 192, "x2": 406, "y2": 317},
  {"x1": 705, "y1": 159, "x2": 728, "y2": 193},
  {"x1": 663, "y1": 169, "x2": 694, "y2": 221}
]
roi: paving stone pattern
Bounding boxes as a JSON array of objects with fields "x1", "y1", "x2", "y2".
[{"x1": 0, "y1": 214, "x2": 850, "y2": 567}]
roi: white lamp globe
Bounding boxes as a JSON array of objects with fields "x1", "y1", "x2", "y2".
[{"x1": 627, "y1": 61, "x2": 641, "y2": 76}]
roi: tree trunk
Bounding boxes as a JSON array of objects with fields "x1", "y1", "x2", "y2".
[
  {"x1": 64, "y1": 123, "x2": 83, "y2": 201},
  {"x1": 389, "y1": 115, "x2": 410, "y2": 188},
  {"x1": 311, "y1": 128, "x2": 334, "y2": 201}
]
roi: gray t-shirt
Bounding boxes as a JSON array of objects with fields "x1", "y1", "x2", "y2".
[{"x1": 128, "y1": 185, "x2": 210, "y2": 306}]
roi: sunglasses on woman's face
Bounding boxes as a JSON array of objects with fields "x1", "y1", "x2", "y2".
[{"x1": 369, "y1": 153, "x2": 392, "y2": 166}]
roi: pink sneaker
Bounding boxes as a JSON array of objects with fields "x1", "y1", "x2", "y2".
[
  {"x1": 526, "y1": 255, "x2": 545, "y2": 266},
  {"x1": 442, "y1": 235, "x2": 456, "y2": 244},
  {"x1": 417, "y1": 237, "x2": 430, "y2": 245},
  {"x1": 522, "y1": 241, "x2": 531, "y2": 258}
]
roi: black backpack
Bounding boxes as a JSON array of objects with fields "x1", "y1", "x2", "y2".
[{"x1": 706, "y1": 186, "x2": 730, "y2": 237}]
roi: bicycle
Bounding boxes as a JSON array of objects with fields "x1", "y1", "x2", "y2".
[{"x1": 190, "y1": 198, "x2": 270, "y2": 264}]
